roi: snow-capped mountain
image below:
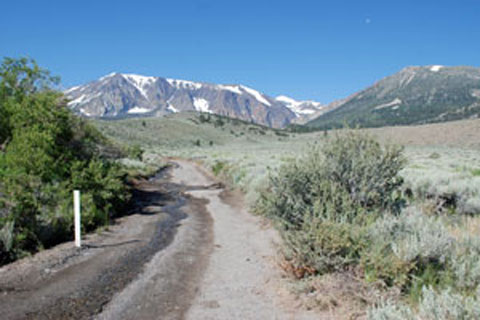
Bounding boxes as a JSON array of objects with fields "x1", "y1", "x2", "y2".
[
  {"x1": 275, "y1": 95, "x2": 327, "y2": 123},
  {"x1": 275, "y1": 95, "x2": 323, "y2": 115},
  {"x1": 65, "y1": 73, "x2": 324, "y2": 128}
]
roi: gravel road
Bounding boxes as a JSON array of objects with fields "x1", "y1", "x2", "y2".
[{"x1": 0, "y1": 160, "x2": 320, "y2": 319}]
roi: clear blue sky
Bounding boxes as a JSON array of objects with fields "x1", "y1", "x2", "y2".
[{"x1": 1, "y1": 0, "x2": 479, "y2": 103}]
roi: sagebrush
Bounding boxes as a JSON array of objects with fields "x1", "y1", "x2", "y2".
[{"x1": 255, "y1": 132, "x2": 406, "y2": 273}]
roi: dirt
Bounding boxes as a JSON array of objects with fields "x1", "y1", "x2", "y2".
[
  {"x1": 170, "y1": 161, "x2": 319, "y2": 320},
  {"x1": 0, "y1": 160, "x2": 326, "y2": 319}
]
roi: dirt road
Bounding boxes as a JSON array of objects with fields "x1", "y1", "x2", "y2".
[{"x1": 0, "y1": 160, "x2": 317, "y2": 319}]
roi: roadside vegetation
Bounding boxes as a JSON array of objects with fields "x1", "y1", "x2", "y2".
[
  {"x1": 255, "y1": 132, "x2": 406, "y2": 277},
  {"x1": 98, "y1": 112, "x2": 480, "y2": 318},
  {"x1": 0, "y1": 58, "x2": 136, "y2": 265},
  {"x1": 256, "y1": 132, "x2": 480, "y2": 318}
]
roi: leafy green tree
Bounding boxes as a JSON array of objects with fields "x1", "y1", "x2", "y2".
[
  {"x1": 0, "y1": 57, "x2": 59, "y2": 145},
  {"x1": 0, "y1": 57, "x2": 129, "y2": 264}
]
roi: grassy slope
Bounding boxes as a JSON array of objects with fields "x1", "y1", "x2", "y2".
[{"x1": 96, "y1": 112, "x2": 288, "y2": 150}]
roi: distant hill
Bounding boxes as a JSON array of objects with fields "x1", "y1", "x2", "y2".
[
  {"x1": 93, "y1": 112, "x2": 293, "y2": 151},
  {"x1": 65, "y1": 73, "x2": 326, "y2": 128},
  {"x1": 307, "y1": 65, "x2": 480, "y2": 129}
]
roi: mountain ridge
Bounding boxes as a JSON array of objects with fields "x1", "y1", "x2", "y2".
[
  {"x1": 307, "y1": 65, "x2": 480, "y2": 129},
  {"x1": 65, "y1": 73, "x2": 326, "y2": 128}
]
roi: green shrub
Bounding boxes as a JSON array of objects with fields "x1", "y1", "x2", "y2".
[
  {"x1": 450, "y1": 236, "x2": 480, "y2": 291},
  {"x1": 364, "y1": 206, "x2": 480, "y2": 301},
  {"x1": 282, "y1": 217, "x2": 368, "y2": 273},
  {"x1": 364, "y1": 208, "x2": 454, "y2": 290},
  {"x1": 429, "y1": 152, "x2": 441, "y2": 159},
  {"x1": 70, "y1": 159, "x2": 129, "y2": 230},
  {"x1": 255, "y1": 131, "x2": 406, "y2": 273},
  {"x1": 274, "y1": 130, "x2": 289, "y2": 137},
  {"x1": 471, "y1": 169, "x2": 480, "y2": 177},
  {"x1": 127, "y1": 144, "x2": 143, "y2": 160},
  {"x1": 418, "y1": 287, "x2": 480, "y2": 319},
  {"x1": 214, "y1": 118, "x2": 225, "y2": 127},
  {"x1": 198, "y1": 114, "x2": 211, "y2": 123},
  {"x1": 212, "y1": 161, "x2": 227, "y2": 176},
  {"x1": 369, "y1": 287, "x2": 480, "y2": 320},
  {"x1": 0, "y1": 57, "x2": 129, "y2": 264},
  {"x1": 367, "y1": 300, "x2": 415, "y2": 320},
  {"x1": 402, "y1": 167, "x2": 480, "y2": 216}
]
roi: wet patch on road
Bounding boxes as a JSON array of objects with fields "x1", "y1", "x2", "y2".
[{"x1": 1, "y1": 164, "x2": 215, "y2": 320}]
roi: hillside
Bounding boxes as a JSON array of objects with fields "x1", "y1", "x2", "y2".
[
  {"x1": 94, "y1": 112, "x2": 293, "y2": 152},
  {"x1": 307, "y1": 65, "x2": 480, "y2": 129},
  {"x1": 66, "y1": 73, "x2": 326, "y2": 128}
]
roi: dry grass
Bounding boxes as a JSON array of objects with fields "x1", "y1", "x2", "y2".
[
  {"x1": 365, "y1": 118, "x2": 480, "y2": 149},
  {"x1": 288, "y1": 270, "x2": 402, "y2": 320},
  {"x1": 449, "y1": 215, "x2": 480, "y2": 240}
]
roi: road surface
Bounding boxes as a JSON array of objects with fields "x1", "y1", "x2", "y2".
[{"x1": 0, "y1": 160, "x2": 318, "y2": 319}]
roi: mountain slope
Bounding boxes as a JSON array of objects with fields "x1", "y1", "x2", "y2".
[
  {"x1": 65, "y1": 73, "x2": 325, "y2": 128},
  {"x1": 307, "y1": 65, "x2": 480, "y2": 129}
]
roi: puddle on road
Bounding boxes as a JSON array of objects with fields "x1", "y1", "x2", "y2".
[{"x1": 21, "y1": 167, "x2": 193, "y2": 320}]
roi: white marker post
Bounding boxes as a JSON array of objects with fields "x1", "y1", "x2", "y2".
[{"x1": 74, "y1": 190, "x2": 81, "y2": 248}]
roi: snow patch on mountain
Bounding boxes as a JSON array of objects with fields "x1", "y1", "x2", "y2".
[
  {"x1": 167, "y1": 78, "x2": 202, "y2": 90},
  {"x1": 167, "y1": 104, "x2": 179, "y2": 113},
  {"x1": 122, "y1": 74, "x2": 155, "y2": 99},
  {"x1": 374, "y1": 98, "x2": 402, "y2": 110},
  {"x1": 297, "y1": 109, "x2": 316, "y2": 115},
  {"x1": 79, "y1": 108, "x2": 92, "y2": 117},
  {"x1": 404, "y1": 73, "x2": 416, "y2": 87},
  {"x1": 68, "y1": 92, "x2": 102, "y2": 106},
  {"x1": 276, "y1": 95, "x2": 298, "y2": 105},
  {"x1": 65, "y1": 86, "x2": 81, "y2": 94},
  {"x1": 430, "y1": 65, "x2": 444, "y2": 72},
  {"x1": 217, "y1": 84, "x2": 242, "y2": 95},
  {"x1": 240, "y1": 86, "x2": 271, "y2": 106},
  {"x1": 276, "y1": 95, "x2": 323, "y2": 116},
  {"x1": 127, "y1": 106, "x2": 151, "y2": 114},
  {"x1": 68, "y1": 94, "x2": 86, "y2": 106},
  {"x1": 193, "y1": 98, "x2": 212, "y2": 113}
]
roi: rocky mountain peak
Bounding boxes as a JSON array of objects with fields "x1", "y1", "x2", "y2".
[{"x1": 65, "y1": 73, "x2": 325, "y2": 128}]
